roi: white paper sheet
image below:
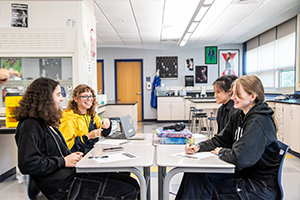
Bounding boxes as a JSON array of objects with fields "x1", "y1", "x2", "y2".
[
  {"x1": 93, "y1": 152, "x2": 138, "y2": 163},
  {"x1": 96, "y1": 139, "x2": 131, "y2": 145},
  {"x1": 173, "y1": 152, "x2": 213, "y2": 160}
]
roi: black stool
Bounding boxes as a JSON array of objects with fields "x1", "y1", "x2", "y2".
[
  {"x1": 191, "y1": 113, "x2": 208, "y2": 134},
  {"x1": 207, "y1": 112, "x2": 217, "y2": 138},
  {"x1": 189, "y1": 107, "x2": 203, "y2": 130}
]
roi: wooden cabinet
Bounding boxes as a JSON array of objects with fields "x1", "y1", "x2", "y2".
[{"x1": 157, "y1": 97, "x2": 184, "y2": 121}]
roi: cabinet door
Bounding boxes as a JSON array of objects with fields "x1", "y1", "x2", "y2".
[
  {"x1": 283, "y1": 104, "x2": 292, "y2": 145},
  {"x1": 291, "y1": 105, "x2": 300, "y2": 153},
  {"x1": 171, "y1": 101, "x2": 185, "y2": 120},
  {"x1": 157, "y1": 100, "x2": 171, "y2": 120},
  {"x1": 184, "y1": 99, "x2": 192, "y2": 120}
]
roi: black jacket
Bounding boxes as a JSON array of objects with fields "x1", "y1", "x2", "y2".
[
  {"x1": 15, "y1": 118, "x2": 76, "y2": 196},
  {"x1": 216, "y1": 99, "x2": 236, "y2": 134},
  {"x1": 198, "y1": 101, "x2": 280, "y2": 188}
]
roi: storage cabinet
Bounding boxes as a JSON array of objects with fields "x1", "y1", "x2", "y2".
[
  {"x1": 157, "y1": 97, "x2": 184, "y2": 121},
  {"x1": 283, "y1": 104, "x2": 300, "y2": 152},
  {"x1": 274, "y1": 102, "x2": 300, "y2": 153}
]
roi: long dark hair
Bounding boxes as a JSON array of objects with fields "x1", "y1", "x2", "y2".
[
  {"x1": 213, "y1": 75, "x2": 237, "y2": 93},
  {"x1": 14, "y1": 77, "x2": 62, "y2": 127},
  {"x1": 66, "y1": 84, "x2": 97, "y2": 116}
]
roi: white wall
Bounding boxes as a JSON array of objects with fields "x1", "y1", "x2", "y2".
[{"x1": 97, "y1": 44, "x2": 242, "y2": 120}]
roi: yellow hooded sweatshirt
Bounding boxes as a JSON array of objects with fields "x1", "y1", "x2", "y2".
[{"x1": 59, "y1": 110, "x2": 102, "y2": 150}]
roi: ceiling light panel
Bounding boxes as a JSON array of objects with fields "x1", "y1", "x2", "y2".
[{"x1": 191, "y1": 0, "x2": 232, "y2": 41}]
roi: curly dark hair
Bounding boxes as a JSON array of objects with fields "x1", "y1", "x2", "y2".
[
  {"x1": 14, "y1": 77, "x2": 62, "y2": 127},
  {"x1": 66, "y1": 84, "x2": 97, "y2": 116}
]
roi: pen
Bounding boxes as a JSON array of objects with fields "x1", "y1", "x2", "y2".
[
  {"x1": 122, "y1": 152, "x2": 136, "y2": 158},
  {"x1": 119, "y1": 141, "x2": 129, "y2": 145}
]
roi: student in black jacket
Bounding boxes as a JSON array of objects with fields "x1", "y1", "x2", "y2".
[
  {"x1": 14, "y1": 77, "x2": 139, "y2": 200},
  {"x1": 175, "y1": 75, "x2": 281, "y2": 200},
  {"x1": 213, "y1": 75, "x2": 237, "y2": 134}
]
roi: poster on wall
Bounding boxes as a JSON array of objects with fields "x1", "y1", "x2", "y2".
[
  {"x1": 185, "y1": 58, "x2": 194, "y2": 71},
  {"x1": 11, "y1": 3, "x2": 28, "y2": 28},
  {"x1": 195, "y1": 66, "x2": 207, "y2": 84},
  {"x1": 219, "y1": 49, "x2": 239, "y2": 77},
  {"x1": 39, "y1": 58, "x2": 62, "y2": 80},
  {"x1": 1, "y1": 58, "x2": 22, "y2": 80},
  {"x1": 90, "y1": 29, "x2": 96, "y2": 62},
  {"x1": 205, "y1": 46, "x2": 217, "y2": 64},
  {"x1": 156, "y1": 56, "x2": 178, "y2": 78}
]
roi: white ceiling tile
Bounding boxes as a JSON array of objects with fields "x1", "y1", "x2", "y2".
[
  {"x1": 139, "y1": 26, "x2": 161, "y2": 34},
  {"x1": 119, "y1": 33, "x2": 140, "y2": 39},
  {"x1": 131, "y1": 0, "x2": 164, "y2": 15},
  {"x1": 95, "y1": 0, "x2": 132, "y2": 15},
  {"x1": 135, "y1": 14, "x2": 163, "y2": 25},
  {"x1": 123, "y1": 40, "x2": 142, "y2": 45},
  {"x1": 106, "y1": 14, "x2": 136, "y2": 26},
  {"x1": 114, "y1": 25, "x2": 139, "y2": 33}
]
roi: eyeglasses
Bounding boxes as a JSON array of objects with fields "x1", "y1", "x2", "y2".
[{"x1": 79, "y1": 95, "x2": 96, "y2": 100}]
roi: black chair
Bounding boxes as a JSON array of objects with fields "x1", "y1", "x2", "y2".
[
  {"x1": 277, "y1": 140, "x2": 289, "y2": 200},
  {"x1": 28, "y1": 175, "x2": 41, "y2": 200}
]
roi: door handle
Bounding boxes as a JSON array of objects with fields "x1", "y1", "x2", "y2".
[{"x1": 137, "y1": 92, "x2": 142, "y2": 95}]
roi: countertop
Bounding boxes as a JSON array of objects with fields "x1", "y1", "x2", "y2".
[
  {"x1": 106, "y1": 101, "x2": 137, "y2": 105},
  {"x1": 158, "y1": 96, "x2": 300, "y2": 105}
]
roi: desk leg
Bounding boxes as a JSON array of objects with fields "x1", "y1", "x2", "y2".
[
  {"x1": 158, "y1": 166, "x2": 166, "y2": 200},
  {"x1": 143, "y1": 167, "x2": 151, "y2": 200}
]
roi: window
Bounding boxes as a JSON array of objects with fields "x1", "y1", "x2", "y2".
[
  {"x1": 245, "y1": 19, "x2": 296, "y2": 90},
  {"x1": 280, "y1": 69, "x2": 294, "y2": 88}
]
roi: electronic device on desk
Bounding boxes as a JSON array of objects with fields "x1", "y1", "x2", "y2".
[
  {"x1": 274, "y1": 95, "x2": 289, "y2": 100},
  {"x1": 106, "y1": 115, "x2": 145, "y2": 140}
]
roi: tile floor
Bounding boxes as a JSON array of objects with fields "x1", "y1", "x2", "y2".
[{"x1": 0, "y1": 121, "x2": 299, "y2": 200}]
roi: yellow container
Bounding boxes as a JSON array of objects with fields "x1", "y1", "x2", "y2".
[
  {"x1": 5, "y1": 96, "x2": 23, "y2": 107},
  {"x1": 5, "y1": 96, "x2": 22, "y2": 128}
]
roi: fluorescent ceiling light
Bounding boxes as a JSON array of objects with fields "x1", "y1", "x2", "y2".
[
  {"x1": 183, "y1": 33, "x2": 192, "y2": 40},
  {"x1": 204, "y1": 0, "x2": 214, "y2": 4},
  {"x1": 188, "y1": 22, "x2": 199, "y2": 33},
  {"x1": 179, "y1": 40, "x2": 187, "y2": 47},
  {"x1": 194, "y1": 7, "x2": 209, "y2": 22}
]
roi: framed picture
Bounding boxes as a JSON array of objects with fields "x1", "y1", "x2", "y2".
[
  {"x1": 219, "y1": 49, "x2": 239, "y2": 77},
  {"x1": 195, "y1": 66, "x2": 207, "y2": 84},
  {"x1": 205, "y1": 46, "x2": 217, "y2": 64},
  {"x1": 156, "y1": 56, "x2": 178, "y2": 78},
  {"x1": 185, "y1": 58, "x2": 194, "y2": 71},
  {"x1": 1, "y1": 58, "x2": 22, "y2": 79}
]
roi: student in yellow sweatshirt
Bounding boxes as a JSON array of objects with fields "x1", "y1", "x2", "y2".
[{"x1": 59, "y1": 84, "x2": 111, "y2": 154}]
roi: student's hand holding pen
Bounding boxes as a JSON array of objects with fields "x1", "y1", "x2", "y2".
[
  {"x1": 185, "y1": 144, "x2": 200, "y2": 154},
  {"x1": 86, "y1": 129, "x2": 102, "y2": 139}
]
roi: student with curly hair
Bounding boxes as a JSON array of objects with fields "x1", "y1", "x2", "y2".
[
  {"x1": 14, "y1": 77, "x2": 139, "y2": 200},
  {"x1": 59, "y1": 84, "x2": 111, "y2": 154}
]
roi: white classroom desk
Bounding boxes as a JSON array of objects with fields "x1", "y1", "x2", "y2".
[
  {"x1": 76, "y1": 140, "x2": 154, "y2": 200},
  {"x1": 156, "y1": 145, "x2": 235, "y2": 200}
]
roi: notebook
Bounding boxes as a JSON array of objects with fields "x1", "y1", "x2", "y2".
[{"x1": 105, "y1": 115, "x2": 136, "y2": 139}]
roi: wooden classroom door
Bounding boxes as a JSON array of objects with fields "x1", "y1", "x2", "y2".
[
  {"x1": 97, "y1": 61, "x2": 103, "y2": 94},
  {"x1": 116, "y1": 61, "x2": 142, "y2": 121}
]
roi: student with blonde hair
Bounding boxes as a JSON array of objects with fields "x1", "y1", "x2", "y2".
[{"x1": 176, "y1": 75, "x2": 281, "y2": 200}]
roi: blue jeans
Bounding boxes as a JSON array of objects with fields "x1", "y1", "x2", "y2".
[
  {"x1": 48, "y1": 173, "x2": 139, "y2": 200},
  {"x1": 175, "y1": 173, "x2": 280, "y2": 200}
]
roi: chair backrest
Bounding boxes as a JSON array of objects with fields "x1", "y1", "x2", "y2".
[{"x1": 277, "y1": 140, "x2": 289, "y2": 200}]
